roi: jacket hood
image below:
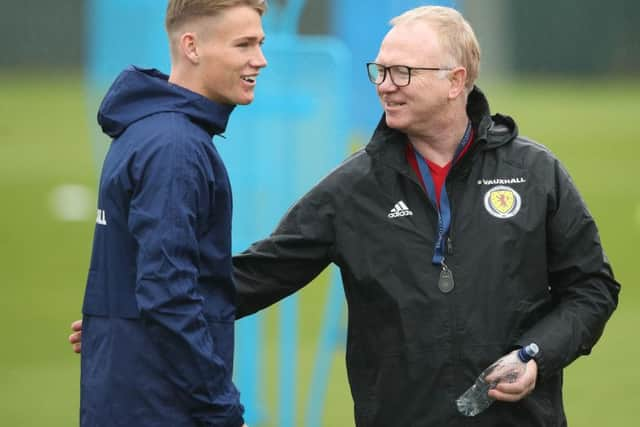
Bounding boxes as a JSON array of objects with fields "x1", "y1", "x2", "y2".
[
  {"x1": 366, "y1": 85, "x2": 518, "y2": 155},
  {"x1": 97, "y1": 66, "x2": 235, "y2": 139}
]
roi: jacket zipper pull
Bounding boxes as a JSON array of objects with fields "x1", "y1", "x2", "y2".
[{"x1": 438, "y1": 261, "x2": 455, "y2": 293}]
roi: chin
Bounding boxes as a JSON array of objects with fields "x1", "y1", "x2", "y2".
[
  {"x1": 234, "y1": 92, "x2": 255, "y2": 106},
  {"x1": 384, "y1": 115, "x2": 407, "y2": 132}
]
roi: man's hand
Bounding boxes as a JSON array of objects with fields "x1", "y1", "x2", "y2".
[
  {"x1": 68, "y1": 319, "x2": 83, "y2": 354},
  {"x1": 487, "y1": 358, "x2": 537, "y2": 402}
]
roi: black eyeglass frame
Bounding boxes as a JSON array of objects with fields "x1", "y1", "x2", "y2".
[{"x1": 366, "y1": 62, "x2": 453, "y2": 87}]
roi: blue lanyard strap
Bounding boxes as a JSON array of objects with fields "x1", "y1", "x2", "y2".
[{"x1": 413, "y1": 121, "x2": 472, "y2": 265}]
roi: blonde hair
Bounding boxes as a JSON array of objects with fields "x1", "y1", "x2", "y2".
[
  {"x1": 165, "y1": 0, "x2": 267, "y2": 35},
  {"x1": 390, "y1": 6, "x2": 480, "y2": 91}
]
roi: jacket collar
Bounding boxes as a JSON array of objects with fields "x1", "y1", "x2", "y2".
[
  {"x1": 98, "y1": 66, "x2": 235, "y2": 139},
  {"x1": 365, "y1": 86, "x2": 518, "y2": 172}
]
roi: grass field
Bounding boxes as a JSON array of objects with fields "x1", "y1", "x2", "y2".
[{"x1": 0, "y1": 71, "x2": 637, "y2": 426}]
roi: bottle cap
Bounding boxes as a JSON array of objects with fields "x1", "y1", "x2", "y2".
[
  {"x1": 525, "y1": 343, "x2": 539, "y2": 357},
  {"x1": 517, "y1": 343, "x2": 539, "y2": 362}
]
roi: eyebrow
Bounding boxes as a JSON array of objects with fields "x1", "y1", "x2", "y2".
[{"x1": 233, "y1": 35, "x2": 265, "y2": 43}]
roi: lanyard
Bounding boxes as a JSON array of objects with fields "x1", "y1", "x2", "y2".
[{"x1": 413, "y1": 122, "x2": 472, "y2": 266}]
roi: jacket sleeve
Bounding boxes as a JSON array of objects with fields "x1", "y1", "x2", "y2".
[
  {"x1": 233, "y1": 186, "x2": 335, "y2": 319},
  {"x1": 514, "y1": 158, "x2": 620, "y2": 379},
  {"x1": 128, "y1": 139, "x2": 244, "y2": 427}
]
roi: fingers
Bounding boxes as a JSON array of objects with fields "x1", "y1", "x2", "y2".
[
  {"x1": 69, "y1": 331, "x2": 81, "y2": 344},
  {"x1": 488, "y1": 382, "x2": 531, "y2": 402},
  {"x1": 69, "y1": 331, "x2": 82, "y2": 353},
  {"x1": 69, "y1": 321, "x2": 82, "y2": 354},
  {"x1": 71, "y1": 319, "x2": 83, "y2": 332},
  {"x1": 488, "y1": 360, "x2": 537, "y2": 402}
]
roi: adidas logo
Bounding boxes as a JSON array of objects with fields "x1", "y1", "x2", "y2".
[{"x1": 388, "y1": 201, "x2": 413, "y2": 218}]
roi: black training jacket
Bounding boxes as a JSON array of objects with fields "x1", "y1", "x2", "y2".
[{"x1": 233, "y1": 87, "x2": 620, "y2": 426}]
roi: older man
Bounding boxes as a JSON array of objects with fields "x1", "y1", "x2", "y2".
[{"x1": 231, "y1": 6, "x2": 619, "y2": 426}]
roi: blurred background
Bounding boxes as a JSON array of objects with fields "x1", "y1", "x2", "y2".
[{"x1": 0, "y1": 0, "x2": 638, "y2": 426}]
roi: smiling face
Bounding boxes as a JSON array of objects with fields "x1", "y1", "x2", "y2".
[
  {"x1": 173, "y1": 4, "x2": 267, "y2": 105},
  {"x1": 195, "y1": 5, "x2": 266, "y2": 105},
  {"x1": 374, "y1": 22, "x2": 455, "y2": 137}
]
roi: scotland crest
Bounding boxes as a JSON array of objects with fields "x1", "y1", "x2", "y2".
[{"x1": 484, "y1": 185, "x2": 522, "y2": 218}]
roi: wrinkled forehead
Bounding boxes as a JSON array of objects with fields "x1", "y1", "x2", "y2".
[{"x1": 375, "y1": 22, "x2": 444, "y2": 66}]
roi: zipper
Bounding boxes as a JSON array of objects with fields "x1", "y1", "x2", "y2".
[
  {"x1": 444, "y1": 178, "x2": 456, "y2": 257},
  {"x1": 399, "y1": 165, "x2": 439, "y2": 213},
  {"x1": 444, "y1": 138, "x2": 484, "y2": 257}
]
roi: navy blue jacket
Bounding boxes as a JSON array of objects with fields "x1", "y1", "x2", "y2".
[{"x1": 81, "y1": 66, "x2": 244, "y2": 427}]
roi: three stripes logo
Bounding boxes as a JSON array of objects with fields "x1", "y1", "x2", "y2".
[{"x1": 388, "y1": 200, "x2": 413, "y2": 218}]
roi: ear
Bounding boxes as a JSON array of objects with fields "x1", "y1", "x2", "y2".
[
  {"x1": 448, "y1": 66, "x2": 467, "y2": 99},
  {"x1": 179, "y1": 32, "x2": 200, "y2": 65}
]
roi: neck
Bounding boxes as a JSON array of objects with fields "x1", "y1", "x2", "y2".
[
  {"x1": 408, "y1": 111, "x2": 470, "y2": 167},
  {"x1": 169, "y1": 65, "x2": 203, "y2": 99}
]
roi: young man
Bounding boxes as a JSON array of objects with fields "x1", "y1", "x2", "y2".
[
  {"x1": 78, "y1": 1, "x2": 266, "y2": 426},
  {"x1": 72, "y1": 5, "x2": 619, "y2": 427}
]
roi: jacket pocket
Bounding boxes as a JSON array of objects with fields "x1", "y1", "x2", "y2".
[
  {"x1": 82, "y1": 270, "x2": 141, "y2": 319},
  {"x1": 346, "y1": 333, "x2": 378, "y2": 425}
]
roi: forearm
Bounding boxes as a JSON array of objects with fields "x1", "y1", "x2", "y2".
[
  {"x1": 521, "y1": 161, "x2": 621, "y2": 378},
  {"x1": 234, "y1": 236, "x2": 332, "y2": 318},
  {"x1": 514, "y1": 271, "x2": 619, "y2": 378}
]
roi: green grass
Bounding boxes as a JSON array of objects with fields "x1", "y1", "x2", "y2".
[
  {"x1": 0, "y1": 70, "x2": 95, "y2": 423},
  {"x1": 0, "y1": 71, "x2": 637, "y2": 426}
]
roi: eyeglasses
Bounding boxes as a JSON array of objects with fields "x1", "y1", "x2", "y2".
[{"x1": 366, "y1": 62, "x2": 452, "y2": 87}]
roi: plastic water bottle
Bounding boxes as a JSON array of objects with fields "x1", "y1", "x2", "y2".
[{"x1": 456, "y1": 343, "x2": 539, "y2": 417}]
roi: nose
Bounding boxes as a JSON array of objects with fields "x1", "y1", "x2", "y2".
[
  {"x1": 377, "y1": 73, "x2": 397, "y2": 94},
  {"x1": 251, "y1": 46, "x2": 267, "y2": 69}
]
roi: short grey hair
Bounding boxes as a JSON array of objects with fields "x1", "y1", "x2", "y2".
[{"x1": 390, "y1": 6, "x2": 480, "y2": 91}]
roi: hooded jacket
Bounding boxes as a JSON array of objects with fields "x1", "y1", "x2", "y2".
[
  {"x1": 233, "y1": 87, "x2": 620, "y2": 426},
  {"x1": 81, "y1": 67, "x2": 244, "y2": 427}
]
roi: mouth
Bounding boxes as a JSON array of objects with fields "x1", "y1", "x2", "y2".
[
  {"x1": 384, "y1": 100, "x2": 405, "y2": 109},
  {"x1": 241, "y1": 75, "x2": 258, "y2": 85}
]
